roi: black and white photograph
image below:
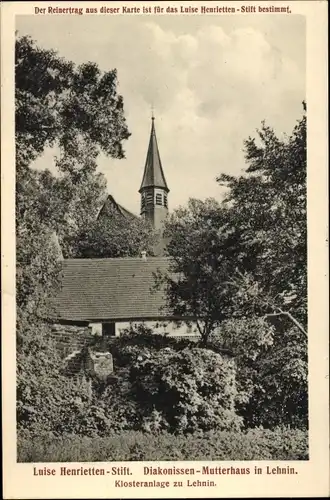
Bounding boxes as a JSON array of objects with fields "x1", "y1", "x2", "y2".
[
  {"x1": 13, "y1": 8, "x2": 311, "y2": 466},
  {"x1": 1, "y1": 1, "x2": 329, "y2": 497}
]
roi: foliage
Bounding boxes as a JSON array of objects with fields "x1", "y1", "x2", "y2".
[
  {"x1": 17, "y1": 319, "x2": 124, "y2": 438},
  {"x1": 15, "y1": 34, "x2": 135, "y2": 438},
  {"x1": 162, "y1": 105, "x2": 307, "y2": 344},
  {"x1": 159, "y1": 197, "x2": 237, "y2": 345},
  {"x1": 53, "y1": 333, "x2": 241, "y2": 436},
  {"x1": 16, "y1": 34, "x2": 130, "y2": 175},
  {"x1": 156, "y1": 106, "x2": 308, "y2": 431},
  {"x1": 70, "y1": 211, "x2": 157, "y2": 258},
  {"x1": 16, "y1": 319, "x2": 94, "y2": 435},
  {"x1": 16, "y1": 36, "x2": 308, "y2": 441},
  {"x1": 108, "y1": 324, "x2": 196, "y2": 366},
  {"x1": 128, "y1": 346, "x2": 242, "y2": 433},
  {"x1": 16, "y1": 223, "x2": 62, "y2": 318},
  {"x1": 16, "y1": 33, "x2": 130, "y2": 318},
  {"x1": 247, "y1": 326, "x2": 308, "y2": 428},
  {"x1": 209, "y1": 317, "x2": 275, "y2": 406},
  {"x1": 17, "y1": 427, "x2": 308, "y2": 462},
  {"x1": 35, "y1": 169, "x2": 108, "y2": 259},
  {"x1": 217, "y1": 104, "x2": 307, "y2": 326},
  {"x1": 209, "y1": 318, "x2": 308, "y2": 428}
]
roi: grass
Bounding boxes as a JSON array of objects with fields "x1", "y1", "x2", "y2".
[{"x1": 18, "y1": 427, "x2": 308, "y2": 462}]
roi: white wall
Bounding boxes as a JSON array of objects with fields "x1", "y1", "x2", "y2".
[
  {"x1": 116, "y1": 320, "x2": 199, "y2": 338},
  {"x1": 88, "y1": 320, "x2": 200, "y2": 339}
]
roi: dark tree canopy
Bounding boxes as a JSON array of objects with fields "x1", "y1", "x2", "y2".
[
  {"x1": 217, "y1": 106, "x2": 307, "y2": 326},
  {"x1": 16, "y1": 34, "x2": 130, "y2": 175},
  {"x1": 162, "y1": 105, "x2": 307, "y2": 344},
  {"x1": 71, "y1": 213, "x2": 157, "y2": 259},
  {"x1": 159, "y1": 105, "x2": 308, "y2": 427},
  {"x1": 15, "y1": 34, "x2": 132, "y2": 318}
]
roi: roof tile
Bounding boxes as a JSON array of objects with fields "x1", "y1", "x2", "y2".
[{"x1": 50, "y1": 257, "x2": 172, "y2": 322}]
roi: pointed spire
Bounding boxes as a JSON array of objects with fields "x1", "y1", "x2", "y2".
[{"x1": 139, "y1": 115, "x2": 169, "y2": 193}]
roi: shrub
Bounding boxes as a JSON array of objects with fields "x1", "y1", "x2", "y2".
[
  {"x1": 17, "y1": 318, "x2": 115, "y2": 437},
  {"x1": 129, "y1": 346, "x2": 242, "y2": 433},
  {"x1": 17, "y1": 427, "x2": 308, "y2": 462},
  {"x1": 108, "y1": 324, "x2": 194, "y2": 368}
]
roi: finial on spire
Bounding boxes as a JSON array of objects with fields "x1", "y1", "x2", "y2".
[{"x1": 151, "y1": 103, "x2": 155, "y2": 121}]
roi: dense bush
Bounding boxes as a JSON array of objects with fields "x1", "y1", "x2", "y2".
[
  {"x1": 18, "y1": 322, "x2": 242, "y2": 436},
  {"x1": 18, "y1": 318, "x2": 308, "y2": 439},
  {"x1": 17, "y1": 323, "x2": 200, "y2": 437},
  {"x1": 17, "y1": 316, "x2": 124, "y2": 437},
  {"x1": 247, "y1": 327, "x2": 308, "y2": 429},
  {"x1": 128, "y1": 346, "x2": 242, "y2": 433},
  {"x1": 85, "y1": 342, "x2": 242, "y2": 435},
  {"x1": 108, "y1": 324, "x2": 195, "y2": 367},
  {"x1": 17, "y1": 427, "x2": 308, "y2": 462},
  {"x1": 208, "y1": 317, "x2": 275, "y2": 407},
  {"x1": 18, "y1": 317, "x2": 308, "y2": 440}
]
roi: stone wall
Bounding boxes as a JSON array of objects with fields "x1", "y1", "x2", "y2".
[
  {"x1": 50, "y1": 323, "x2": 114, "y2": 379},
  {"x1": 50, "y1": 324, "x2": 93, "y2": 358}
]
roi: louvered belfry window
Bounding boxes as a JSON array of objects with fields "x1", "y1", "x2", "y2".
[
  {"x1": 156, "y1": 193, "x2": 163, "y2": 205},
  {"x1": 164, "y1": 194, "x2": 168, "y2": 208},
  {"x1": 146, "y1": 192, "x2": 153, "y2": 205}
]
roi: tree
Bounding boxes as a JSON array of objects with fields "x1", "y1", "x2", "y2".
[
  {"x1": 217, "y1": 104, "x2": 307, "y2": 329},
  {"x1": 33, "y1": 168, "x2": 108, "y2": 258},
  {"x1": 161, "y1": 105, "x2": 307, "y2": 345},
  {"x1": 71, "y1": 212, "x2": 157, "y2": 258},
  {"x1": 158, "y1": 198, "x2": 240, "y2": 346},
  {"x1": 209, "y1": 318, "x2": 308, "y2": 428},
  {"x1": 16, "y1": 34, "x2": 130, "y2": 176},
  {"x1": 15, "y1": 33, "x2": 131, "y2": 318},
  {"x1": 15, "y1": 34, "x2": 132, "y2": 436},
  {"x1": 122, "y1": 346, "x2": 242, "y2": 433},
  {"x1": 160, "y1": 106, "x2": 307, "y2": 428}
]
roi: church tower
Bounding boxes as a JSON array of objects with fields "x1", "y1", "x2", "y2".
[{"x1": 139, "y1": 115, "x2": 169, "y2": 234}]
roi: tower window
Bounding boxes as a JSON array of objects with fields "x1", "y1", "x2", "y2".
[
  {"x1": 146, "y1": 193, "x2": 153, "y2": 205},
  {"x1": 156, "y1": 193, "x2": 163, "y2": 205},
  {"x1": 164, "y1": 194, "x2": 168, "y2": 208}
]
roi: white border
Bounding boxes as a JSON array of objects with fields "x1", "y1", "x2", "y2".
[{"x1": 1, "y1": 1, "x2": 329, "y2": 498}]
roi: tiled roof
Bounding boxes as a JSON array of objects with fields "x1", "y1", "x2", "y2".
[
  {"x1": 50, "y1": 257, "x2": 174, "y2": 322},
  {"x1": 139, "y1": 117, "x2": 169, "y2": 192}
]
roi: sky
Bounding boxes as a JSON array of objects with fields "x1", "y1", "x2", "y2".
[{"x1": 16, "y1": 13, "x2": 306, "y2": 215}]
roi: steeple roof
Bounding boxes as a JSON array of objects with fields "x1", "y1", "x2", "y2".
[{"x1": 139, "y1": 117, "x2": 169, "y2": 193}]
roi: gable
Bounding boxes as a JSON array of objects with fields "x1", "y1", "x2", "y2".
[{"x1": 97, "y1": 194, "x2": 138, "y2": 221}]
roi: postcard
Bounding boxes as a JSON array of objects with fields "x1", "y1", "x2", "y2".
[{"x1": 1, "y1": 0, "x2": 329, "y2": 498}]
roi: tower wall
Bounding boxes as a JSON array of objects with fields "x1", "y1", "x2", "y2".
[{"x1": 141, "y1": 187, "x2": 168, "y2": 232}]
